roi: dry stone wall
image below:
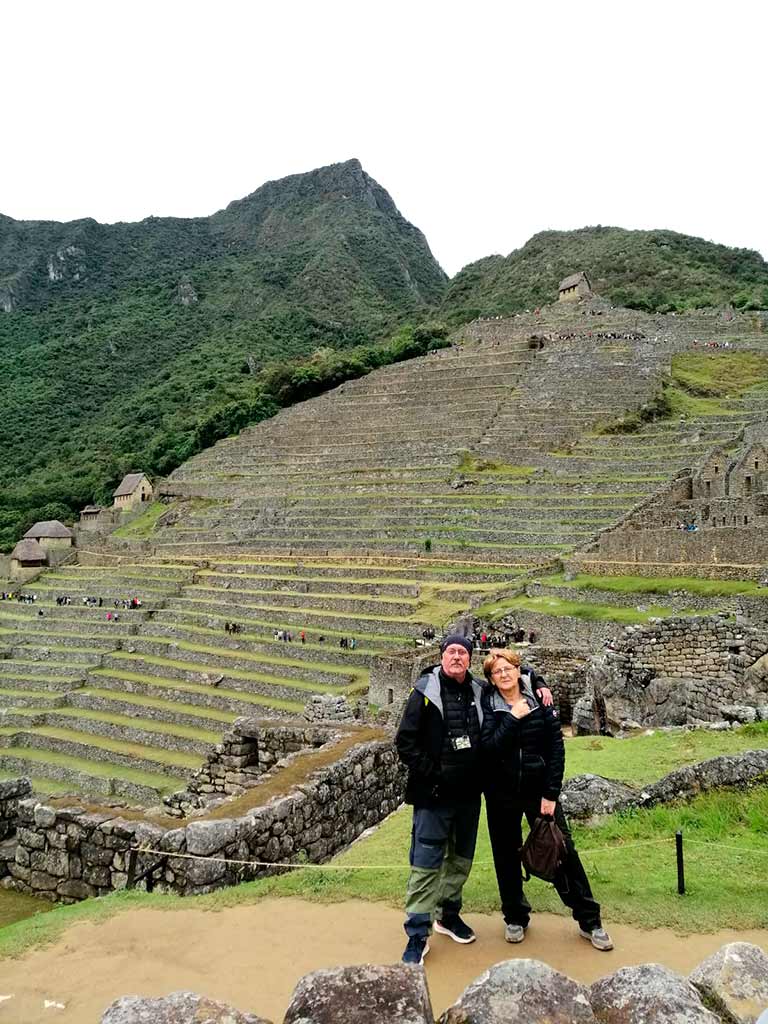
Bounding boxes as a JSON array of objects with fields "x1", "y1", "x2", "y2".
[
  {"x1": 596, "y1": 525, "x2": 768, "y2": 567},
  {"x1": 573, "y1": 614, "x2": 768, "y2": 733},
  {"x1": 165, "y1": 720, "x2": 350, "y2": 813},
  {"x1": 2, "y1": 735, "x2": 405, "y2": 903},
  {"x1": 0, "y1": 777, "x2": 31, "y2": 840}
]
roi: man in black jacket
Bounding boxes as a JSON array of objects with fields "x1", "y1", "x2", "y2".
[{"x1": 395, "y1": 634, "x2": 484, "y2": 965}]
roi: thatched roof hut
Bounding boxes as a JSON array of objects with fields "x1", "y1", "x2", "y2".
[
  {"x1": 11, "y1": 538, "x2": 48, "y2": 564},
  {"x1": 23, "y1": 520, "x2": 73, "y2": 540}
]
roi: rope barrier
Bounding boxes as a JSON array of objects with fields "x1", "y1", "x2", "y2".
[
  {"x1": 681, "y1": 839, "x2": 768, "y2": 855},
  {"x1": 129, "y1": 834, "x2": 768, "y2": 874},
  {"x1": 132, "y1": 836, "x2": 675, "y2": 872}
]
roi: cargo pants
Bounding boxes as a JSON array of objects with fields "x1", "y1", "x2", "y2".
[{"x1": 404, "y1": 798, "x2": 481, "y2": 938}]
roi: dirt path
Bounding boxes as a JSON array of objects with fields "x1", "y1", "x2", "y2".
[{"x1": 2, "y1": 899, "x2": 767, "y2": 1023}]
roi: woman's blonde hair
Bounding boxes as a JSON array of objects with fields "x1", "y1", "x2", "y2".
[{"x1": 483, "y1": 647, "x2": 521, "y2": 682}]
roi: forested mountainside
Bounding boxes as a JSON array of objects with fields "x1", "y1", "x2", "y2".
[
  {"x1": 442, "y1": 226, "x2": 768, "y2": 322},
  {"x1": 0, "y1": 160, "x2": 448, "y2": 549},
  {"x1": 3, "y1": 157, "x2": 768, "y2": 554}
]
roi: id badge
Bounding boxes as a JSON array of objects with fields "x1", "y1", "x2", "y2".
[{"x1": 452, "y1": 735, "x2": 471, "y2": 751}]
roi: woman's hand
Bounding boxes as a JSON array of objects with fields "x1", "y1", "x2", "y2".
[
  {"x1": 536, "y1": 687, "x2": 554, "y2": 707},
  {"x1": 540, "y1": 798, "x2": 556, "y2": 817},
  {"x1": 510, "y1": 700, "x2": 531, "y2": 719}
]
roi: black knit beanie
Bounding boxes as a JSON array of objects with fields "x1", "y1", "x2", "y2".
[{"x1": 440, "y1": 633, "x2": 473, "y2": 657}]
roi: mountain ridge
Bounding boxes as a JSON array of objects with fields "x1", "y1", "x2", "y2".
[
  {"x1": 442, "y1": 225, "x2": 768, "y2": 321},
  {"x1": 2, "y1": 162, "x2": 768, "y2": 553}
]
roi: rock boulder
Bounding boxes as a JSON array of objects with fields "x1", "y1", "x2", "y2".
[
  {"x1": 100, "y1": 990, "x2": 270, "y2": 1023},
  {"x1": 560, "y1": 774, "x2": 638, "y2": 819},
  {"x1": 589, "y1": 964, "x2": 720, "y2": 1023},
  {"x1": 284, "y1": 964, "x2": 433, "y2": 1024},
  {"x1": 689, "y1": 942, "x2": 768, "y2": 1023},
  {"x1": 439, "y1": 959, "x2": 595, "y2": 1024}
]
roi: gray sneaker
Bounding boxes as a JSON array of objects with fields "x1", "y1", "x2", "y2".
[
  {"x1": 504, "y1": 923, "x2": 525, "y2": 943},
  {"x1": 580, "y1": 926, "x2": 614, "y2": 951}
]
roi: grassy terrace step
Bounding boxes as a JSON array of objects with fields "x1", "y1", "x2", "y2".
[
  {"x1": 0, "y1": 724, "x2": 196, "y2": 778},
  {"x1": 230, "y1": 497, "x2": 626, "y2": 512},
  {"x1": 44, "y1": 565, "x2": 195, "y2": 580},
  {"x1": 0, "y1": 627, "x2": 121, "y2": 651},
  {"x1": 0, "y1": 722, "x2": 201, "y2": 764},
  {"x1": 5, "y1": 706, "x2": 220, "y2": 750},
  {"x1": 192, "y1": 517, "x2": 596, "y2": 538},
  {"x1": 142, "y1": 621, "x2": 379, "y2": 662},
  {"x1": 9, "y1": 705, "x2": 222, "y2": 741},
  {"x1": 195, "y1": 571, "x2": 420, "y2": 597},
  {"x1": 185, "y1": 564, "x2": 533, "y2": 586},
  {"x1": 9, "y1": 646, "x2": 104, "y2": 666},
  {"x1": 99, "y1": 653, "x2": 362, "y2": 696},
  {"x1": 0, "y1": 769, "x2": 76, "y2": 797},
  {"x1": 0, "y1": 609, "x2": 140, "y2": 636},
  {"x1": 27, "y1": 575, "x2": 179, "y2": 590},
  {"x1": 543, "y1": 572, "x2": 764, "y2": 597},
  {"x1": 73, "y1": 688, "x2": 237, "y2": 730},
  {"x1": 202, "y1": 557, "x2": 528, "y2": 577},
  {"x1": 0, "y1": 659, "x2": 89, "y2": 676},
  {"x1": 0, "y1": 675, "x2": 83, "y2": 691},
  {"x1": 0, "y1": 689, "x2": 69, "y2": 708},
  {"x1": 154, "y1": 537, "x2": 566, "y2": 557},
  {"x1": 151, "y1": 609, "x2": 404, "y2": 648},
  {"x1": 135, "y1": 635, "x2": 369, "y2": 682},
  {"x1": 87, "y1": 669, "x2": 304, "y2": 715},
  {"x1": 0, "y1": 749, "x2": 177, "y2": 800},
  {"x1": 183, "y1": 584, "x2": 419, "y2": 615},
  {"x1": 168, "y1": 594, "x2": 424, "y2": 628},
  {"x1": 474, "y1": 592, "x2": 697, "y2": 624}
]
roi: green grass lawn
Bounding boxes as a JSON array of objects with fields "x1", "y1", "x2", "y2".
[
  {"x1": 564, "y1": 723, "x2": 768, "y2": 784},
  {"x1": 545, "y1": 572, "x2": 762, "y2": 598},
  {"x1": 473, "y1": 593, "x2": 688, "y2": 623},
  {"x1": 111, "y1": 502, "x2": 169, "y2": 539}
]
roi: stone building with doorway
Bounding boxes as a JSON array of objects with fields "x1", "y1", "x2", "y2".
[
  {"x1": 558, "y1": 271, "x2": 592, "y2": 302},
  {"x1": 113, "y1": 473, "x2": 153, "y2": 511},
  {"x1": 578, "y1": 440, "x2": 768, "y2": 570}
]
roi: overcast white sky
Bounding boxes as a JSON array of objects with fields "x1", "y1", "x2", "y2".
[{"x1": 2, "y1": 0, "x2": 765, "y2": 276}]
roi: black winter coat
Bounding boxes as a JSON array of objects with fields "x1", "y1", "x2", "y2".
[
  {"x1": 395, "y1": 666, "x2": 485, "y2": 807},
  {"x1": 479, "y1": 684, "x2": 565, "y2": 803}
]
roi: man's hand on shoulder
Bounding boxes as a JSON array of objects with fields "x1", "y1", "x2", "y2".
[{"x1": 536, "y1": 686, "x2": 554, "y2": 707}]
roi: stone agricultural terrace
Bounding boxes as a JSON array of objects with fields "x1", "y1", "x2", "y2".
[{"x1": 2, "y1": 301, "x2": 768, "y2": 808}]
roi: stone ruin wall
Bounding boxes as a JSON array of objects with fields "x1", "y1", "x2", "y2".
[
  {"x1": 0, "y1": 725, "x2": 406, "y2": 904},
  {"x1": 596, "y1": 525, "x2": 768, "y2": 568},
  {"x1": 566, "y1": 555, "x2": 767, "y2": 582},
  {"x1": 574, "y1": 612, "x2": 768, "y2": 734},
  {"x1": 164, "y1": 721, "x2": 354, "y2": 814}
]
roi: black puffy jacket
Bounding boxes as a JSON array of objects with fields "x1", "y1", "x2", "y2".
[
  {"x1": 395, "y1": 666, "x2": 485, "y2": 807},
  {"x1": 479, "y1": 681, "x2": 565, "y2": 802}
]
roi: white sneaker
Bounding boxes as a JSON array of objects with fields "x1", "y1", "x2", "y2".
[
  {"x1": 505, "y1": 923, "x2": 525, "y2": 943},
  {"x1": 580, "y1": 926, "x2": 614, "y2": 951}
]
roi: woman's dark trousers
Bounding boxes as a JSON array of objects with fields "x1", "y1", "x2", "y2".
[{"x1": 485, "y1": 796, "x2": 601, "y2": 930}]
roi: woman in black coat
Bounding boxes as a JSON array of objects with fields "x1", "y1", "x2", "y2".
[{"x1": 480, "y1": 648, "x2": 613, "y2": 950}]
